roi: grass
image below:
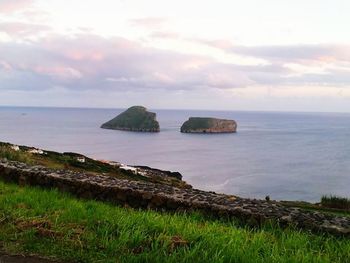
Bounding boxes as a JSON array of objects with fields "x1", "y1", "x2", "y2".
[
  {"x1": 321, "y1": 195, "x2": 350, "y2": 210},
  {"x1": 0, "y1": 145, "x2": 34, "y2": 165},
  {"x1": 101, "y1": 106, "x2": 159, "y2": 131},
  {"x1": 0, "y1": 181, "x2": 350, "y2": 263},
  {"x1": 1, "y1": 141, "x2": 350, "y2": 262},
  {"x1": 181, "y1": 117, "x2": 212, "y2": 131},
  {"x1": 0, "y1": 142, "x2": 124, "y2": 174},
  {"x1": 0, "y1": 142, "x2": 188, "y2": 188}
]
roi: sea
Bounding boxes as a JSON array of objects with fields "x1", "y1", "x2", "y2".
[{"x1": 1, "y1": 106, "x2": 350, "y2": 202}]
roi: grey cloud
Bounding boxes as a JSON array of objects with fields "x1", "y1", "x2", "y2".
[
  {"x1": 231, "y1": 45, "x2": 350, "y2": 63},
  {"x1": 0, "y1": 34, "x2": 257, "y2": 91},
  {"x1": 284, "y1": 71, "x2": 350, "y2": 86},
  {"x1": 0, "y1": 22, "x2": 51, "y2": 37},
  {"x1": 1, "y1": 34, "x2": 350, "y2": 93},
  {"x1": 195, "y1": 39, "x2": 350, "y2": 86},
  {"x1": 199, "y1": 39, "x2": 350, "y2": 63}
]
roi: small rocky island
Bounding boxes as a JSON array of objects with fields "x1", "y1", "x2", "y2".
[
  {"x1": 181, "y1": 117, "x2": 237, "y2": 133},
  {"x1": 101, "y1": 106, "x2": 160, "y2": 132}
]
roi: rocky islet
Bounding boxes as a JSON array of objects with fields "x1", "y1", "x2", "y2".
[
  {"x1": 101, "y1": 106, "x2": 160, "y2": 132},
  {"x1": 180, "y1": 117, "x2": 237, "y2": 133},
  {"x1": 101, "y1": 106, "x2": 238, "y2": 133}
]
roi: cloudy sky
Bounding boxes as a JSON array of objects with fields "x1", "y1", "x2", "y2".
[{"x1": 1, "y1": 0, "x2": 350, "y2": 112}]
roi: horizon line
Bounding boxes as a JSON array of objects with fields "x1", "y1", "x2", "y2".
[{"x1": 1, "y1": 104, "x2": 350, "y2": 115}]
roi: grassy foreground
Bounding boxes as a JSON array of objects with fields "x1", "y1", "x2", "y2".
[{"x1": 0, "y1": 181, "x2": 349, "y2": 263}]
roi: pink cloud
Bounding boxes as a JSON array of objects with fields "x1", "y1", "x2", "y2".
[
  {"x1": 33, "y1": 66, "x2": 83, "y2": 80},
  {"x1": 150, "y1": 31, "x2": 180, "y2": 39},
  {"x1": 20, "y1": 9, "x2": 50, "y2": 23},
  {"x1": 0, "y1": 0, "x2": 34, "y2": 13},
  {"x1": 0, "y1": 22, "x2": 50, "y2": 37},
  {"x1": 0, "y1": 60, "x2": 12, "y2": 71},
  {"x1": 1, "y1": 34, "x2": 252, "y2": 91},
  {"x1": 63, "y1": 50, "x2": 105, "y2": 61},
  {"x1": 129, "y1": 17, "x2": 168, "y2": 29},
  {"x1": 1, "y1": 33, "x2": 350, "y2": 92}
]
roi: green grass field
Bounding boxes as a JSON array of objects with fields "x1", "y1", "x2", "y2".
[{"x1": 0, "y1": 181, "x2": 350, "y2": 263}]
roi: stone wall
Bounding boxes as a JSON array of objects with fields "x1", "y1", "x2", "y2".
[{"x1": 0, "y1": 159, "x2": 349, "y2": 236}]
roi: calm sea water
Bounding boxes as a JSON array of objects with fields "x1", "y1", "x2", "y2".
[{"x1": 1, "y1": 106, "x2": 350, "y2": 202}]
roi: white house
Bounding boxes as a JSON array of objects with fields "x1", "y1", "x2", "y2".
[
  {"x1": 119, "y1": 164, "x2": 138, "y2": 174},
  {"x1": 10, "y1": 145, "x2": 20, "y2": 151},
  {"x1": 28, "y1": 148, "x2": 44, "y2": 155},
  {"x1": 76, "y1": 156, "x2": 86, "y2": 163},
  {"x1": 108, "y1": 161, "x2": 121, "y2": 167}
]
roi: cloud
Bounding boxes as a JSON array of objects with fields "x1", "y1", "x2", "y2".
[
  {"x1": 0, "y1": 34, "x2": 258, "y2": 92},
  {"x1": 150, "y1": 31, "x2": 180, "y2": 39},
  {"x1": 0, "y1": 60, "x2": 12, "y2": 71},
  {"x1": 1, "y1": 33, "x2": 350, "y2": 96},
  {"x1": 200, "y1": 40, "x2": 350, "y2": 64},
  {"x1": 129, "y1": 17, "x2": 168, "y2": 29},
  {"x1": 195, "y1": 40, "x2": 350, "y2": 86},
  {"x1": 231, "y1": 44, "x2": 350, "y2": 64},
  {"x1": 0, "y1": 22, "x2": 51, "y2": 37},
  {"x1": 195, "y1": 38, "x2": 235, "y2": 50},
  {"x1": 0, "y1": 0, "x2": 34, "y2": 13}
]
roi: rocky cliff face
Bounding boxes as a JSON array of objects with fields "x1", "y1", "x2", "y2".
[
  {"x1": 181, "y1": 117, "x2": 237, "y2": 133},
  {"x1": 101, "y1": 106, "x2": 160, "y2": 132}
]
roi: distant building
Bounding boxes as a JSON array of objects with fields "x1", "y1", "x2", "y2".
[
  {"x1": 10, "y1": 145, "x2": 20, "y2": 151},
  {"x1": 28, "y1": 148, "x2": 44, "y2": 155},
  {"x1": 108, "y1": 161, "x2": 121, "y2": 167},
  {"x1": 97, "y1": 159, "x2": 121, "y2": 167},
  {"x1": 76, "y1": 156, "x2": 86, "y2": 163},
  {"x1": 119, "y1": 164, "x2": 138, "y2": 174}
]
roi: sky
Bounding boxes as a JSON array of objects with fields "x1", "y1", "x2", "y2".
[{"x1": 0, "y1": 0, "x2": 350, "y2": 112}]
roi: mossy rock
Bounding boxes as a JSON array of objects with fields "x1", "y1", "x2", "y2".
[
  {"x1": 181, "y1": 117, "x2": 237, "y2": 133},
  {"x1": 101, "y1": 106, "x2": 160, "y2": 132}
]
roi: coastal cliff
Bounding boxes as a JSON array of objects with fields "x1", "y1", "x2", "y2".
[
  {"x1": 101, "y1": 106, "x2": 160, "y2": 132},
  {"x1": 181, "y1": 117, "x2": 237, "y2": 133}
]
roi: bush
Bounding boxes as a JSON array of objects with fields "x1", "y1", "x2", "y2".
[
  {"x1": 0, "y1": 145, "x2": 33, "y2": 164},
  {"x1": 321, "y1": 195, "x2": 350, "y2": 210}
]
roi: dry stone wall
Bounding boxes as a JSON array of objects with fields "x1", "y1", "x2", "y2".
[{"x1": 0, "y1": 159, "x2": 349, "y2": 236}]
